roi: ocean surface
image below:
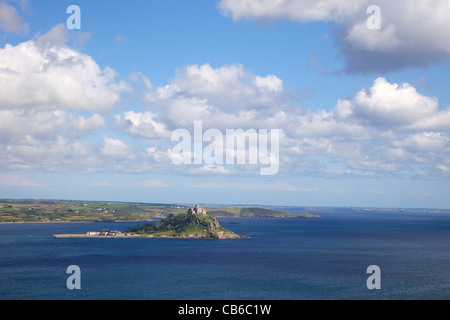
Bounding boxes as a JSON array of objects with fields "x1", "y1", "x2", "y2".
[{"x1": 1, "y1": 209, "x2": 449, "y2": 300}]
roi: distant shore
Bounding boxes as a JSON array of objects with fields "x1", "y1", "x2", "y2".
[
  {"x1": 1, "y1": 213, "x2": 322, "y2": 224},
  {"x1": 0, "y1": 220, "x2": 153, "y2": 225},
  {"x1": 0, "y1": 200, "x2": 322, "y2": 223}
]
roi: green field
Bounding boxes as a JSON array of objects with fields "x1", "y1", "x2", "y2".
[
  {"x1": 0, "y1": 200, "x2": 317, "y2": 223},
  {"x1": 0, "y1": 200, "x2": 182, "y2": 223}
]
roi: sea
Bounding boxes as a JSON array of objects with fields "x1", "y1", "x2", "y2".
[{"x1": 0, "y1": 209, "x2": 449, "y2": 300}]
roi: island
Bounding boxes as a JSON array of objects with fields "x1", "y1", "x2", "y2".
[{"x1": 54, "y1": 205, "x2": 247, "y2": 240}]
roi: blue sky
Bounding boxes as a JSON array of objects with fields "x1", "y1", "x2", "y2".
[{"x1": 1, "y1": 0, "x2": 450, "y2": 208}]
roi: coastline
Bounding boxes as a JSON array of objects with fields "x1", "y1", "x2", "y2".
[
  {"x1": 0, "y1": 219, "x2": 154, "y2": 225},
  {"x1": 1, "y1": 214, "x2": 321, "y2": 224},
  {"x1": 53, "y1": 233, "x2": 248, "y2": 240}
]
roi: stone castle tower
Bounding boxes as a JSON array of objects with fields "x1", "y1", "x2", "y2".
[{"x1": 188, "y1": 204, "x2": 207, "y2": 216}]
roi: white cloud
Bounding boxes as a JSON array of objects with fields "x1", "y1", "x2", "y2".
[
  {"x1": 345, "y1": 23, "x2": 405, "y2": 52},
  {"x1": 334, "y1": 77, "x2": 450, "y2": 130},
  {"x1": 99, "y1": 136, "x2": 134, "y2": 159},
  {"x1": 1, "y1": 23, "x2": 449, "y2": 181},
  {"x1": 0, "y1": 109, "x2": 67, "y2": 140},
  {"x1": 0, "y1": 109, "x2": 105, "y2": 142},
  {"x1": 0, "y1": 25, "x2": 139, "y2": 174},
  {"x1": 136, "y1": 68, "x2": 450, "y2": 178},
  {"x1": 255, "y1": 75, "x2": 283, "y2": 92},
  {"x1": 144, "y1": 63, "x2": 290, "y2": 129},
  {"x1": 352, "y1": 78, "x2": 439, "y2": 127},
  {"x1": 218, "y1": 0, "x2": 366, "y2": 22},
  {"x1": 218, "y1": 0, "x2": 450, "y2": 73},
  {"x1": 0, "y1": 135, "x2": 99, "y2": 172},
  {"x1": 392, "y1": 132, "x2": 449, "y2": 151},
  {"x1": 71, "y1": 114, "x2": 105, "y2": 132},
  {"x1": 0, "y1": 24, "x2": 129, "y2": 112},
  {"x1": 270, "y1": 77, "x2": 450, "y2": 178},
  {"x1": 115, "y1": 110, "x2": 170, "y2": 139}
]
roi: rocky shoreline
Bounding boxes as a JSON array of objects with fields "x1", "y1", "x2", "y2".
[{"x1": 53, "y1": 232, "x2": 247, "y2": 240}]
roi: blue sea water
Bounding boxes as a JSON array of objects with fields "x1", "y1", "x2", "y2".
[{"x1": 0, "y1": 210, "x2": 449, "y2": 300}]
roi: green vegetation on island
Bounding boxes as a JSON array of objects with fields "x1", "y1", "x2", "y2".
[{"x1": 124, "y1": 212, "x2": 244, "y2": 239}]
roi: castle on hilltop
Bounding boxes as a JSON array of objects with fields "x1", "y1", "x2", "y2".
[{"x1": 188, "y1": 204, "x2": 207, "y2": 216}]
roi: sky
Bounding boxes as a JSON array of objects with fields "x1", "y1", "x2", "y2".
[{"x1": 1, "y1": 0, "x2": 450, "y2": 208}]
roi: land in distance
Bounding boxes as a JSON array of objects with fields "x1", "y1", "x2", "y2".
[{"x1": 0, "y1": 200, "x2": 322, "y2": 223}]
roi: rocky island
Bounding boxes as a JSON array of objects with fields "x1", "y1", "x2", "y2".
[
  {"x1": 54, "y1": 205, "x2": 246, "y2": 240},
  {"x1": 124, "y1": 205, "x2": 246, "y2": 239}
]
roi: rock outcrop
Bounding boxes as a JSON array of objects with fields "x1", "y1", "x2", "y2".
[{"x1": 124, "y1": 207, "x2": 247, "y2": 239}]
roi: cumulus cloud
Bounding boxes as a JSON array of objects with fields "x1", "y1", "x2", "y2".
[
  {"x1": 71, "y1": 113, "x2": 105, "y2": 132},
  {"x1": 334, "y1": 77, "x2": 450, "y2": 130},
  {"x1": 0, "y1": 109, "x2": 69, "y2": 140},
  {"x1": 218, "y1": 0, "x2": 450, "y2": 73},
  {"x1": 0, "y1": 24, "x2": 132, "y2": 174},
  {"x1": 293, "y1": 77, "x2": 450, "y2": 177},
  {"x1": 1, "y1": 24, "x2": 449, "y2": 180},
  {"x1": 0, "y1": 24, "x2": 129, "y2": 112},
  {"x1": 392, "y1": 132, "x2": 449, "y2": 151},
  {"x1": 144, "y1": 63, "x2": 291, "y2": 130},
  {"x1": 99, "y1": 136, "x2": 134, "y2": 159},
  {"x1": 131, "y1": 66, "x2": 450, "y2": 178},
  {"x1": 115, "y1": 111, "x2": 170, "y2": 139},
  {"x1": 0, "y1": 134, "x2": 99, "y2": 172}
]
